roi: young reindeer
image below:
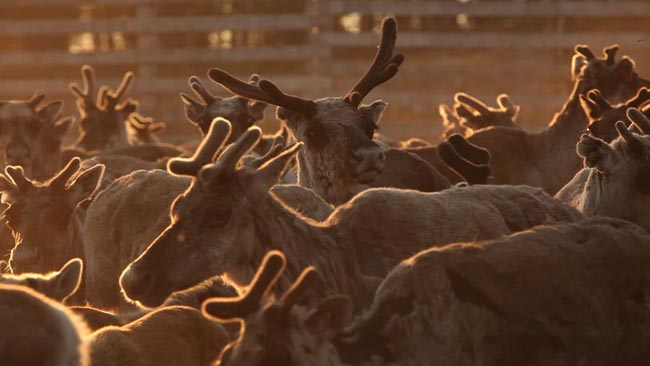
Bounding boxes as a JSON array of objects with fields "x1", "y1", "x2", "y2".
[
  {"x1": 120, "y1": 123, "x2": 582, "y2": 311},
  {"x1": 0, "y1": 257, "x2": 82, "y2": 302},
  {"x1": 208, "y1": 17, "x2": 451, "y2": 205},
  {"x1": 0, "y1": 158, "x2": 103, "y2": 275},
  {"x1": 0, "y1": 283, "x2": 89, "y2": 366},
  {"x1": 206, "y1": 218, "x2": 650, "y2": 366},
  {"x1": 556, "y1": 108, "x2": 650, "y2": 232},
  {"x1": 581, "y1": 87, "x2": 650, "y2": 142}
]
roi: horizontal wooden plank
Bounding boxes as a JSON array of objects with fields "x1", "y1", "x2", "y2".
[
  {"x1": 323, "y1": 1, "x2": 650, "y2": 17},
  {"x1": 317, "y1": 32, "x2": 650, "y2": 49},
  {"x1": 0, "y1": 76, "x2": 331, "y2": 98},
  {"x1": 0, "y1": 14, "x2": 310, "y2": 35},
  {"x1": 0, "y1": 46, "x2": 326, "y2": 66},
  {"x1": 3, "y1": 0, "x2": 215, "y2": 4}
]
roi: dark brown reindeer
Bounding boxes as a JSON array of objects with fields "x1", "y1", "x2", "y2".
[
  {"x1": 0, "y1": 93, "x2": 70, "y2": 179},
  {"x1": 0, "y1": 158, "x2": 104, "y2": 274},
  {"x1": 70, "y1": 65, "x2": 138, "y2": 151},
  {"x1": 126, "y1": 113, "x2": 166, "y2": 146},
  {"x1": 581, "y1": 87, "x2": 650, "y2": 142},
  {"x1": 120, "y1": 122, "x2": 581, "y2": 310},
  {"x1": 181, "y1": 74, "x2": 267, "y2": 139},
  {"x1": 208, "y1": 17, "x2": 450, "y2": 205},
  {"x1": 206, "y1": 218, "x2": 650, "y2": 366}
]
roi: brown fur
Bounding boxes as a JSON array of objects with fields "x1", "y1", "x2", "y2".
[
  {"x1": 120, "y1": 125, "x2": 582, "y2": 311},
  {"x1": 409, "y1": 45, "x2": 648, "y2": 192},
  {"x1": 0, "y1": 257, "x2": 82, "y2": 302},
  {"x1": 211, "y1": 217, "x2": 650, "y2": 366},
  {"x1": 0, "y1": 283, "x2": 89, "y2": 366},
  {"x1": 87, "y1": 305, "x2": 229, "y2": 366}
]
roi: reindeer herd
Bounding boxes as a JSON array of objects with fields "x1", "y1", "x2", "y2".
[{"x1": 1, "y1": 16, "x2": 650, "y2": 366}]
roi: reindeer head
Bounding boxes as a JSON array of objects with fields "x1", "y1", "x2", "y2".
[
  {"x1": 181, "y1": 75, "x2": 267, "y2": 139},
  {"x1": 70, "y1": 65, "x2": 138, "y2": 151},
  {"x1": 572, "y1": 45, "x2": 645, "y2": 103},
  {"x1": 120, "y1": 119, "x2": 297, "y2": 307},
  {"x1": 582, "y1": 87, "x2": 650, "y2": 142},
  {"x1": 0, "y1": 93, "x2": 65, "y2": 175},
  {"x1": 208, "y1": 18, "x2": 402, "y2": 199},
  {"x1": 576, "y1": 108, "x2": 650, "y2": 230},
  {"x1": 126, "y1": 113, "x2": 166, "y2": 145},
  {"x1": 454, "y1": 93, "x2": 519, "y2": 131},
  {"x1": 0, "y1": 258, "x2": 82, "y2": 302},
  {"x1": 0, "y1": 158, "x2": 104, "y2": 273},
  {"x1": 203, "y1": 250, "x2": 351, "y2": 366}
]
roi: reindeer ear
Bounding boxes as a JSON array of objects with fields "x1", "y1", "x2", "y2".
[
  {"x1": 248, "y1": 101, "x2": 267, "y2": 121},
  {"x1": 51, "y1": 258, "x2": 83, "y2": 301},
  {"x1": 305, "y1": 295, "x2": 353, "y2": 341},
  {"x1": 616, "y1": 57, "x2": 636, "y2": 83},
  {"x1": 255, "y1": 143, "x2": 302, "y2": 189},
  {"x1": 359, "y1": 100, "x2": 387, "y2": 125},
  {"x1": 571, "y1": 54, "x2": 588, "y2": 81},
  {"x1": 65, "y1": 164, "x2": 104, "y2": 206},
  {"x1": 37, "y1": 101, "x2": 63, "y2": 123}
]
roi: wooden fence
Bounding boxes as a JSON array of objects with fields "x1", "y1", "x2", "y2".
[{"x1": 0, "y1": 0, "x2": 649, "y2": 142}]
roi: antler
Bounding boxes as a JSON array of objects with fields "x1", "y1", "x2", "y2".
[
  {"x1": 69, "y1": 65, "x2": 98, "y2": 109},
  {"x1": 344, "y1": 17, "x2": 404, "y2": 108},
  {"x1": 575, "y1": 45, "x2": 596, "y2": 61},
  {"x1": 199, "y1": 127, "x2": 262, "y2": 183},
  {"x1": 615, "y1": 121, "x2": 646, "y2": 157},
  {"x1": 454, "y1": 93, "x2": 491, "y2": 115},
  {"x1": 603, "y1": 45, "x2": 619, "y2": 66},
  {"x1": 438, "y1": 141, "x2": 491, "y2": 185},
  {"x1": 208, "y1": 69, "x2": 317, "y2": 117},
  {"x1": 280, "y1": 266, "x2": 319, "y2": 309},
  {"x1": 628, "y1": 108, "x2": 650, "y2": 135},
  {"x1": 129, "y1": 113, "x2": 166, "y2": 134},
  {"x1": 202, "y1": 250, "x2": 286, "y2": 320},
  {"x1": 103, "y1": 71, "x2": 134, "y2": 109},
  {"x1": 189, "y1": 76, "x2": 217, "y2": 105},
  {"x1": 27, "y1": 91, "x2": 46, "y2": 109},
  {"x1": 627, "y1": 87, "x2": 650, "y2": 109},
  {"x1": 48, "y1": 157, "x2": 81, "y2": 190},
  {"x1": 587, "y1": 90, "x2": 612, "y2": 110},
  {"x1": 4, "y1": 166, "x2": 32, "y2": 192},
  {"x1": 167, "y1": 118, "x2": 232, "y2": 176}
]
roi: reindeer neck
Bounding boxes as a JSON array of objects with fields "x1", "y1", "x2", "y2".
[
  {"x1": 296, "y1": 151, "x2": 358, "y2": 205},
  {"x1": 545, "y1": 78, "x2": 590, "y2": 142},
  {"x1": 248, "y1": 193, "x2": 364, "y2": 298}
]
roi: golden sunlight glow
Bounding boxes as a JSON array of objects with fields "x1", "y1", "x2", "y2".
[
  {"x1": 68, "y1": 32, "x2": 95, "y2": 54},
  {"x1": 339, "y1": 12, "x2": 362, "y2": 34},
  {"x1": 208, "y1": 29, "x2": 234, "y2": 49}
]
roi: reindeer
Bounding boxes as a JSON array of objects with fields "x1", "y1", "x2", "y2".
[
  {"x1": 207, "y1": 18, "x2": 452, "y2": 205},
  {"x1": 119, "y1": 122, "x2": 582, "y2": 310},
  {"x1": 581, "y1": 87, "x2": 650, "y2": 142},
  {"x1": 0, "y1": 283, "x2": 89, "y2": 366},
  {"x1": 556, "y1": 108, "x2": 650, "y2": 232},
  {"x1": 206, "y1": 217, "x2": 650, "y2": 366},
  {"x1": 407, "y1": 45, "x2": 649, "y2": 192},
  {"x1": 0, "y1": 257, "x2": 82, "y2": 302},
  {"x1": 126, "y1": 113, "x2": 166, "y2": 146}
]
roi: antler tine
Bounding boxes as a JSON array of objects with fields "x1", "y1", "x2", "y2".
[
  {"x1": 249, "y1": 74, "x2": 261, "y2": 84},
  {"x1": 104, "y1": 71, "x2": 134, "y2": 108},
  {"x1": 603, "y1": 45, "x2": 619, "y2": 66},
  {"x1": 179, "y1": 92, "x2": 202, "y2": 107},
  {"x1": 189, "y1": 76, "x2": 216, "y2": 105},
  {"x1": 616, "y1": 120, "x2": 646, "y2": 157},
  {"x1": 438, "y1": 141, "x2": 491, "y2": 185},
  {"x1": 250, "y1": 141, "x2": 285, "y2": 168},
  {"x1": 27, "y1": 91, "x2": 46, "y2": 109},
  {"x1": 167, "y1": 118, "x2": 232, "y2": 176},
  {"x1": 575, "y1": 45, "x2": 595, "y2": 61},
  {"x1": 208, "y1": 68, "x2": 279, "y2": 105},
  {"x1": 202, "y1": 250, "x2": 286, "y2": 321},
  {"x1": 627, "y1": 107, "x2": 650, "y2": 135},
  {"x1": 280, "y1": 266, "x2": 319, "y2": 309},
  {"x1": 455, "y1": 93, "x2": 491, "y2": 115},
  {"x1": 209, "y1": 126, "x2": 262, "y2": 175},
  {"x1": 345, "y1": 17, "x2": 404, "y2": 107},
  {"x1": 128, "y1": 113, "x2": 149, "y2": 129},
  {"x1": 587, "y1": 90, "x2": 612, "y2": 110},
  {"x1": 627, "y1": 88, "x2": 650, "y2": 108},
  {"x1": 497, "y1": 94, "x2": 516, "y2": 111},
  {"x1": 258, "y1": 79, "x2": 317, "y2": 117},
  {"x1": 49, "y1": 157, "x2": 81, "y2": 190},
  {"x1": 4, "y1": 166, "x2": 32, "y2": 191},
  {"x1": 69, "y1": 65, "x2": 97, "y2": 105}
]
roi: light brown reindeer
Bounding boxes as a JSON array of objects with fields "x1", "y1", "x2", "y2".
[
  {"x1": 557, "y1": 107, "x2": 650, "y2": 232},
  {"x1": 205, "y1": 218, "x2": 650, "y2": 366},
  {"x1": 120, "y1": 123, "x2": 582, "y2": 310},
  {"x1": 0, "y1": 257, "x2": 82, "y2": 302},
  {"x1": 208, "y1": 17, "x2": 451, "y2": 205}
]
